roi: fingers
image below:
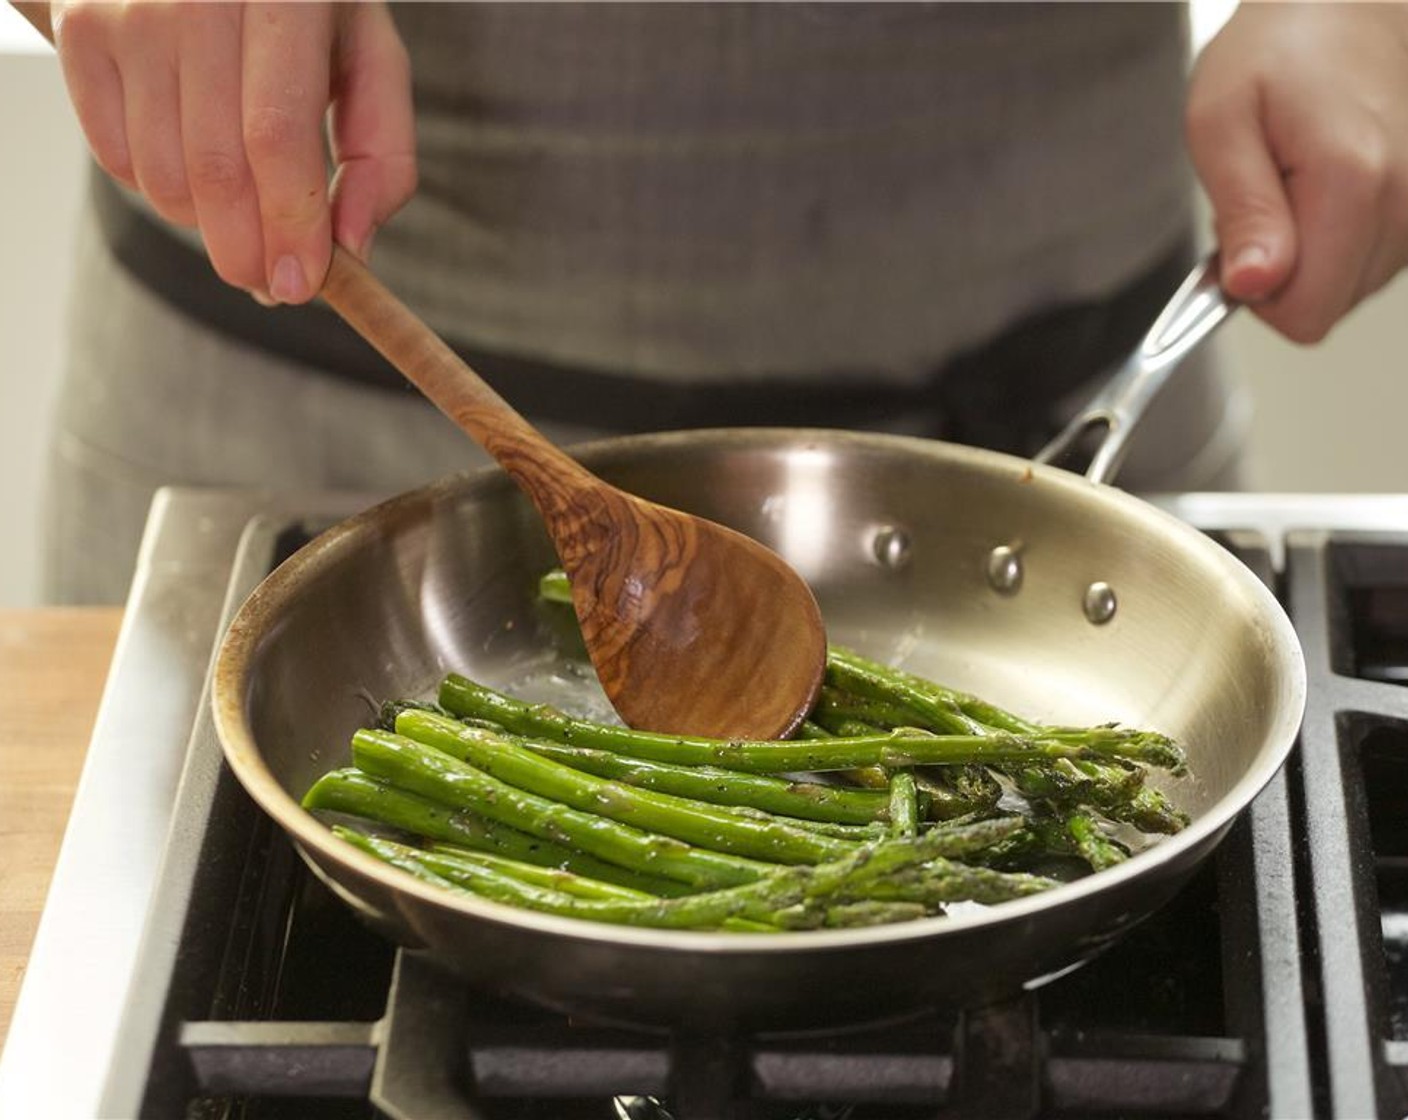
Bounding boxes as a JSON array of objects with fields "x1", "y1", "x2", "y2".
[
  {"x1": 178, "y1": 3, "x2": 265, "y2": 293},
  {"x1": 1251, "y1": 128, "x2": 1387, "y2": 344},
  {"x1": 1188, "y1": 5, "x2": 1408, "y2": 343},
  {"x1": 118, "y1": 4, "x2": 194, "y2": 228},
  {"x1": 1185, "y1": 68, "x2": 1297, "y2": 304},
  {"x1": 51, "y1": 2, "x2": 136, "y2": 189},
  {"x1": 53, "y1": 0, "x2": 344, "y2": 305},
  {"x1": 328, "y1": 2, "x2": 417, "y2": 261},
  {"x1": 242, "y1": 2, "x2": 336, "y2": 302}
]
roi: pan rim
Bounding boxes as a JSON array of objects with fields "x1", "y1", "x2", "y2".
[{"x1": 212, "y1": 426, "x2": 1307, "y2": 954}]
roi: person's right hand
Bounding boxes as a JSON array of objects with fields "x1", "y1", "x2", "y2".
[{"x1": 50, "y1": 0, "x2": 416, "y2": 304}]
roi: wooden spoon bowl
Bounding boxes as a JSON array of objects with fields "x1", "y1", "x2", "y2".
[{"x1": 321, "y1": 247, "x2": 827, "y2": 739}]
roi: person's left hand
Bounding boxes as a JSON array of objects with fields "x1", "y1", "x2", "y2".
[{"x1": 1187, "y1": 3, "x2": 1408, "y2": 343}]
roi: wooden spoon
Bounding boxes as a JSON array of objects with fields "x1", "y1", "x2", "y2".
[{"x1": 321, "y1": 247, "x2": 826, "y2": 738}]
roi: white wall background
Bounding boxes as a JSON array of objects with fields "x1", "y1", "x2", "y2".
[
  {"x1": 0, "y1": 20, "x2": 84, "y2": 606},
  {"x1": 3, "y1": 4, "x2": 1408, "y2": 606}
]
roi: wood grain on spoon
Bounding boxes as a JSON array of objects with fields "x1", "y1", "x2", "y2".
[{"x1": 321, "y1": 247, "x2": 826, "y2": 738}]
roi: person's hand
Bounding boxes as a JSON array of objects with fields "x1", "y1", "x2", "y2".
[
  {"x1": 49, "y1": 0, "x2": 416, "y2": 304},
  {"x1": 1186, "y1": 3, "x2": 1408, "y2": 343}
]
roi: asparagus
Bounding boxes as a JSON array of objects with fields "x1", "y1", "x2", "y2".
[
  {"x1": 376, "y1": 697, "x2": 453, "y2": 732},
  {"x1": 351, "y1": 729, "x2": 776, "y2": 889},
  {"x1": 813, "y1": 901, "x2": 932, "y2": 929},
  {"x1": 856, "y1": 856, "x2": 1058, "y2": 906},
  {"x1": 496, "y1": 733, "x2": 893, "y2": 825},
  {"x1": 794, "y1": 718, "x2": 894, "y2": 793},
  {"x1": 821, "y1": 648, "x2": 1189, "y2": 828},
  {"x1": 1061, "y1": 812, "x2": 1131, "y2": 871},
  {"x1": 395, "y1": 710, "x2": 859, "y2": 865},
  {"x1": 812, "y1": 686, "x2": 949, "y2": 736},
  {"x1": 340, "y1": 816, "x2": 1032, "y2": 931},
  {"x1": 829, "y1": 647, "x2": 1191, "y2": 786},
  {"x1": 1009, "y1": 757, "x2": 1143, "y2": 804},
  {"x1": 827, "y1": 645, "x2": 1040, "y2": 735},
  {"x1": 438, "y1": 674, "x2": 1185, "y2": 772},
  {"x1": 1100, "y1": 785, "x2": 1191, "y2": 835},
  {"x1": 819, "y1": 669, "x2": 990, "y2": 736},
  {"x1": 888, "y1": 771, "x2": 919, "y2": 838},
  {"x1": 701, "y1": 805, "x2": 890, "y2": 842},
  {"x1": 915, "y1": 766, "x2": 1004, "y2": 819},
  {"x1": 423, "y1": 842, "x2": 659, "y2": 901},
  {"x1": 1012, "y1": 759, "x2": 1184, "y2": 834},
  {"x1": 818, "y1": 679, "x2": 1183, "y2": 773},
  {"x1": 538, "y1": 568, "x2": 573, "y2": 605},
  {"x1": 301, "y1": 767, "x2": 683, "y2": 895}
]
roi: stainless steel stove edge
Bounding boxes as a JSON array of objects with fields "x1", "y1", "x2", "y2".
[{"x1": 0, "y1": 486, "x2": 370, "y2": 1120}]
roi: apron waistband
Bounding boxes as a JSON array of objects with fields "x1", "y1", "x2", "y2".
[{"x1": 91, "y1": 165, "x2": 1188, "y2": 447}]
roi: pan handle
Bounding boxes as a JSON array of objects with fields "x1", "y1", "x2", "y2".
[{"x1": 1034, "y1": 254, "x2": 1236, "y2": 486}]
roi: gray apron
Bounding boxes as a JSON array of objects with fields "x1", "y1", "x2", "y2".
[{"x1": 43, "y1": 2, "x2": 1244, "y2": 605}]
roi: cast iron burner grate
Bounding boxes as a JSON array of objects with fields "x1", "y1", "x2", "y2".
[{"x1": 97, "y1": 521, "x2": 1408, "y2": 1118}]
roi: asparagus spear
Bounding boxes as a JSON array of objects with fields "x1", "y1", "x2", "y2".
[
  {"x1": 423, "y1": 842, "x2": 659, "y2": 901},
  {"x1": 888, "y1": 771, "x2": 919, "y2": 838},
  {"x1": 827, "y1": 645, "x2": 1040, "y2": 735},
  {"x1": 1007, "y1": 758, "x2": 1138, "y2": 809},
  {"x1": 395, "y1": 710, "x2": 859, "y2": 865},
  {"x1": 352, "y1": 729, "x2": 776, "y2": 889},
  {"x1": 356, "y1": 832, "x2": 780, "y2": 933},
  {"x1": 794, "y1": 718, "x2": 894, "y2": 792},
  {"x1": 914, "y1": 766, "x2": 1004, "y2": 820},
  {"x1": 1060, "y1": 812, "x2": 1131, "y2": 871},
  {"x1": 822, "y1": 649, "x2": 1189, "y2": 826},
  {"x1": 812, "y1": 686, "x2": 950, "y2": 736},
  {"x1": 538, "y1": 568, "x2": 573, "y2": 605},
  {"x1": 668, "y1": 803, "x2": 890, "y2": 842},
  {"x1": 1100, "y1": 785, "x2": 1191, "y2": 834},
  {"x1": 819, "y1": 672, "x2": 990, "y2": 736},
  {"x1": 494, "y1": 734, "x2": 893, "y2": 825},
  {"x1": 856, "y1": 856, "x2": 1058, "y2": 906},
  {"x1": 301, "y1": 767, "x2": 683, "y2": 895},
  {"x1": 438, "y1": 674, "x2": 1185, "y2": 772},
  {"x1": 812, "y1": 901, "x2": 932, "y2": 929},
  {"x1": 340, "y1": 816, "x2": 1032, "y2": 931}
]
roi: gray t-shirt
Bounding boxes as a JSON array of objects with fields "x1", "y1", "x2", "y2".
[{"x1": 376, "y1": 2, "x2": 1193, "y2": 385}]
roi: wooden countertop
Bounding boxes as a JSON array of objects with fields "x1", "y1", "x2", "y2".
[{"x1": 0, "y1": 608, "x2": 122, "y2": 1050}]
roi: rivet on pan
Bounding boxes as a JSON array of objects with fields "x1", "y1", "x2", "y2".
[
  {"x1": 986, "y1": 544, "x2": 1023, "y2": 595},
  {"x1": 1083, "y1": 581, "x2": 1117, "y2": 625},
  {"x1": 871, "y1": 525, "x2": 913, "y2": 571}
]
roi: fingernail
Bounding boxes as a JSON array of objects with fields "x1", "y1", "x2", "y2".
[
  {"x1": 270, "y1": 254, "x2": 308, "y2": 303},
  {"x1": 249, "y1": 289, "x2": 277, "y2": 308},
  {"x1": 1230, "y1": 244, "x2": 1269, "y2": 273}
]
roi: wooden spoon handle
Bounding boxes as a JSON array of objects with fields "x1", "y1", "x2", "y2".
[
  {"x1": 321, "y1": 245, "x2": 591, "y2": 510},
  {"x1": 14, "y1": 3, "x2": 52, "y2": 42}
]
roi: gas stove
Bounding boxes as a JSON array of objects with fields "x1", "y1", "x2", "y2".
[{"x1": 2, "y1": 487, "x2": 1408, "y2": 1118}]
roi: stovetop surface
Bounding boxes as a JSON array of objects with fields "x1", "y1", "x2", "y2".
[{"x1": 6, "y1": 490, "x2": 1408, "y2": 1119}]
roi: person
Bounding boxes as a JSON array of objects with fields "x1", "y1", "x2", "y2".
[{"x1": 33, "y1": 2, "x2": 1408, "y2": 604}]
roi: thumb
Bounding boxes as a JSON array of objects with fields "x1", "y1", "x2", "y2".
[{"x1": 1186, "y1": 84, "x2": 1297, "y2": 302}]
